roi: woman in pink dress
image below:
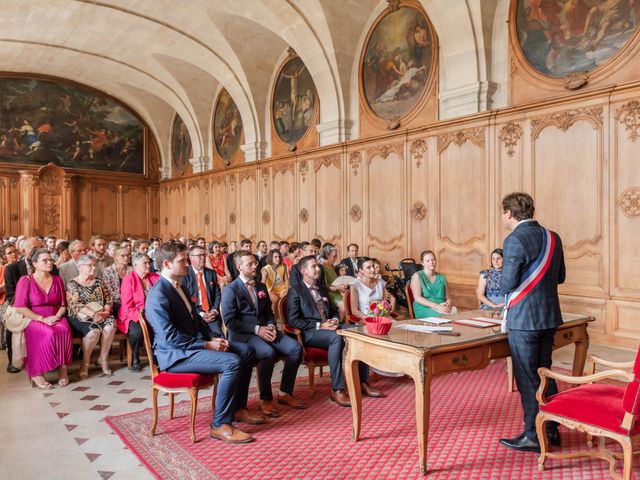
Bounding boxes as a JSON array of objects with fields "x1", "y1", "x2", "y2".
[{"x1": 13, "y1": 248, "x2": 72, "y2": 389}]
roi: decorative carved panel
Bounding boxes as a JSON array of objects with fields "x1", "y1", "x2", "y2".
[
  {"x1": 411, "y1": 139, "x2": 426, "y2": 167},
  {"x1": 618, "y1": 188, "x2": 640, "y2": 217},
  {"x1": 498, "y1": 123, "x2": 523, "y2": 157},
  {"x1": 530, "y1": 106, "x2": 603, "y2": 140},
  {"x1": 616, "y1": 100, "x2": 640, "y2": 142},
  {"x1": 349, "y1": 152, "x2": 361, "y2": 176},
  {"x1": 437, "y1": 128, "x2": 485, "y2": 153},
  {"x1": 366, "y1": 142, "x2": 404, "y2": 162}
]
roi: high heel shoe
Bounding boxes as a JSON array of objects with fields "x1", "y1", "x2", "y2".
[
  {"x1": 79, "y1": 363, "x2": 90, "y2": 380},
  {"x1": 31, "y1": 377, "x2": 54, "y2": 390},
  {"x1": 98, "y1": 359, "x2": 112, "y2": 376}
]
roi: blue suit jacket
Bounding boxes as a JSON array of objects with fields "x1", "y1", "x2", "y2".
[
  {"x1": 182, "y1": 266, "x2": 221, "y2": 315},
  {"x1": 144, "y1": 276, "x2": 217, "y2": 371},
  {"x1": 500, "y1": 220, "x2": 566, "y2": 331},
  {"x1": 221, "y1": 277, "x2": 274, "y2": 342},
  {"x1": 287, "y1": 281, "x2": 337, "y2": 331}
]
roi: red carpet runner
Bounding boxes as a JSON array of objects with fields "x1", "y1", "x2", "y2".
[{"x1": 106, "y1": 361, "x2": 637, "y2": 479}]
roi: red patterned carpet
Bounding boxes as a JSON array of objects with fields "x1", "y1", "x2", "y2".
[{"x1": 106, "y1": 361, "x2": 638, "y2": 479}]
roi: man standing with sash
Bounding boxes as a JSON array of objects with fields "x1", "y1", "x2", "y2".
[{"x1": 499, "y1": 192, "x2": 565, "y2": 452}]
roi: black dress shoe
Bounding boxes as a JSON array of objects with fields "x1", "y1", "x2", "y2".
[
  {"x1": 129, "y1": 362, "x2": 142, "y2": 372},
  {"x1": 499, "y1": 432, "x2": 541, "y2": 452},
  {"x1": 547, "y1": 430, "x2": 561, "y2": 446},
  {"x1": 6, "y1": 364, "x2": 21, "y2": 373}
]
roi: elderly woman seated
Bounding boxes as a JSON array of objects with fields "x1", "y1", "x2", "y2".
[
  {"x1": 102, "y1": 247, "x2": 132, "y2": 317},
  {"x1": 117, "y1": 253, "x2": 159, "y2": 371},
  {"x1": 66, "y1": 254, "x2": 116, "y2": 378}
]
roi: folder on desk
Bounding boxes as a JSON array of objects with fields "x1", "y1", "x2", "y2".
[{"x1": 453, "y1": 318, "x2": 500, "y2": 328}]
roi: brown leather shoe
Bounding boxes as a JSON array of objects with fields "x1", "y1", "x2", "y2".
[
  {"x1": 234, "y1": 408, "x2": 267, "y2": 425},
  {"x1": 260, "y1": 400, "x2": 280, "y2": 417},
  {"x1": 361, "y1": 382, "x2": 384, "y2": 397},
  {"x1": 209, "y1": 424, "x2": 253, "y2": 444},
  {"x1": 330, "y1": 389, "x2": 351, "y2": 407},
  {"x1": 277, "y1": 393, "x2": 306, "y2": 409}
]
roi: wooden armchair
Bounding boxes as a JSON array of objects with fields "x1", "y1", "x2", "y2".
[
  {"x1": 138, "y1": 311, "x2": 218, "y2": 443},
  {"x1": 535, "y1": 345, "x2": 640, "y2": 480},
  {"x1": 278, "y1": 296, "x2": 328, "y2": 395},
  {"x1": 405, "y1": 284, "x2": 415, "y2": 319}
]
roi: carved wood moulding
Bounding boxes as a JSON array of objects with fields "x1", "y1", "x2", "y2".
[
  {"x1": 262, "y1": 210, "x2": 270, "y2": 225},
  {"x1": 530, "y1": 106, "x2": 604, "y2": 140},
  {"x1": 228, "y1": 175, "x2": 236, "y2": 190},
  {"x1": 349, "y1": 152, "x2": 361, "y2": 176},
  {"x1": 299, "y1": 161, "x2": 309, "y2": 182},
  {"x1": 204, "y1": 214, "x2": 210, "y2": 226},
  {"x1": 229, "y1": 212, "x2": 236, "y2": 225},
  {"x1": 212, "y1": 176, "x2": 226, "y2": 186},
  {"x1": 350, "y1": 205, "x2": 362, "y2": 222},
  {"x1": 299, "y1": 208, "x2": 309, "y2": 223},
  {"x1": 239, "y1": 170, "x2": 255, "y2": 182},
  {"x1": 261, "y1": 168, "x2": 270, "y2": 187},
  {"x1": 272, "y1": 163, "x2": 294, "y2": 178},
  {"x1": 366, "y1": 142, "x2": 404, "y2": 162},
  {"x1": 411, "y1": 201, "x2": 427, "y2": 220},
  {"x1": 498, "y1": 123, "x2": 523, "y2": 157},
  {"x1": 40, "y1": 174, "x2": 62, "y2": 195},
  {"x1": 437, "y1": 128, "x2": 485, "y2": 153},
  {"x1": 618, "y1": 187, "x2": 640, "y2": 217},
  {"x1": 366, "y1": 232, "x2": 404, "y2": 251},
  {"x1": 616, "y1": 100, "x2": 640, "y2": 142},
  {"x1": 411, "y1": 139, "x2": 426, "y2": 168},
  {"x1": 314, "y1": 154, "x2": 340, "y2": 172}
]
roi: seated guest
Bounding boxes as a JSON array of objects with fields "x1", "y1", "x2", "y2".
[
  {"x1": 206, "y1": 241, "x2": 230, "y2": 288},
  {"x1": 476, "y1": 248, "x2": 504, "y2": 310},
  {"x1": 279, "y1": 241, "x2": 289, "y2": 257},
  {"x1": 340, "y1": 243, "x2": 360, "y2": 277},
  {"x1": 45, "y1": 235, "x2": 58, "y2": 261},
  {"x1": 0, "y1": 242, "x2": 19, "y2": 350},
  {"x1": 226, "y1": 239, "x2": 253, "y2": 280},
  {"x1": 222, "y1": 251, "x2": 305, "y2": 416},
  {"x1": 227, "y1": 241, "x2": 236, "y2": 255},
  {"x1": 335, "y1": 263, "x2": 349, "y2": 277},
  {"x1": 260, "y1": 249, "x2": 289, "y2": 309},
  {"x1": 58, "y1": 240, "x2": 88, "y2": 285},
  {"x1": 102, "y1": 247, "x2": 132, "y2": 317},
  {"x1": 13, "y1": 249, "x2": 72, "y2": 389},
  {"x1": 66, "y1": 255, "x2": 117, "y2": 378},
  {"x1": 195, "y1": 237, "x2": 207, "y2": 249},
  {"x1": 184, "y1": 245, "x2": 222, "y2": 337},
  {"x1": 288, "y1": 255, "x2": 382, "y2": 406},
  {"x1": 349, "y1": 257, "x2": 396, "y2": 322},
  {"x1": 133, "y1": 239, "x2": 149, "y2": 255},
  {"x1": 146, "y1": 243, "x2": 259, "y2": 444},
  {"x1": 90, "y1": 235, "x2": 114, "y2": 278},
  {"x1": 319, "y1": 245, "x2": 347, "y2": 319},
  {"x1": 289, "y1": 242, "x2": 322, "y2": 287},
  {"x1": 117, "y1": 253, "x2": 159, "y2": 371},
  {"x1": 283, "y1": 242, "x2": 300, "y2": 273},
  {"x1": 106, "y1": 240, "x2": 119, "y2": 259},
  {"x1": 255, "y1": 240, "x2": 268, "y2": 262},
  {"x1": 4, "y1": 237, "x2": 46, "y2": 373},
  {"x1": 259, "y1": 241, "x2": 280, "y2": 269},
  {"x1": 410, "y1": 250, "x2": 455, "y2": 317},
  {"x1": 55, "y1": 241, "x2": 71, "y2": 267}
]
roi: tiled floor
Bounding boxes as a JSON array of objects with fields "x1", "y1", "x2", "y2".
[{"x1": 0, "y1": 342, "x2": 636, "y2": 480}]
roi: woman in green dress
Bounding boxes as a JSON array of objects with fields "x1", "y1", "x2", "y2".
[{"x1": 410, "y1": 250, "x2": 455, "y2": 318}]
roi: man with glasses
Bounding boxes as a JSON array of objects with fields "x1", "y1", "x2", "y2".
[{"x1": 58, "y1": 239, "x2": 88, "y2": 285}]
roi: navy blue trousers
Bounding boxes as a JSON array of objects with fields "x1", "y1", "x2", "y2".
[{"x1": 167, "y1": 342, "x2": 254, "y2": 427}]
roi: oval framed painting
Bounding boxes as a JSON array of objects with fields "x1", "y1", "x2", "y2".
[
  {"x1": 171, "y1": 114, "x2": 191, "y2": 176},
  {"x1": 272, "y1": 54, "x2": 318, "y2": 146},
  {"x1": 213, "y1": 89, "x2": 243, "y2": 164},
  {"x1": 513, "y1": 0, "x2": 640, "y2": 78},
  {"x1": 360, "y1": 2, "x2": 437, "y2": 122}
]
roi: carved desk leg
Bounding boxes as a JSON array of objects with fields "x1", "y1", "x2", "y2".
[
  {"x1": 343, "y1": 338, "x2": 362, "y2": 441},
  {"x1": 411, "y1": 356, "x2": 430, "y2": 475},
  {"x1": 571, "y1": 326, "x2": 590, "y2": 377}
]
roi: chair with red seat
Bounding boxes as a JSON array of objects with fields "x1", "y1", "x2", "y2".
[
  {"x1": 535, "y1": 344, "x2": 640, "y2": 479},
  {"x1": 277, "y1": 296, "x2": 329, "y2": 395},
  {"x1": 138, "y1": 311, "x2": 218, "y2": 443},
  {"x1": 344, "y1": 289, "x2": 362, "y2": 324}
]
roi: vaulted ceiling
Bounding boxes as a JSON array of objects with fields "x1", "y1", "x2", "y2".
[{"x1": 0, "y1": 0, "x2": 509, "y2": 175}]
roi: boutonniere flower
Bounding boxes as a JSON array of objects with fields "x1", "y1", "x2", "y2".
[
  {"x1": 190, "y1": 296, "x2": 198, "y2": 303},
  {"x1": 258, "y1": 291, "x2": 266, "y2": 299},
  {"x1": 209, "y1": 281, "x2": 214, "y2": 286},
  {"x1": 322, "y1": 297, "x2": 328, "y2": 303}
]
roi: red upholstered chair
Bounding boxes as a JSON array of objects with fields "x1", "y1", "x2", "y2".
[
  {"x1": 535, "y1": 345, "x2": 640, "y2": 480},
  {"x1": 278, "y1": 296, "x2": 329, "y2": 395},
  {"x1": 344, "y1": 290, "x2": 362, "y2": 324},
  {"x1": 138, "y1": 311, "x2": 218, "y2": 443}
]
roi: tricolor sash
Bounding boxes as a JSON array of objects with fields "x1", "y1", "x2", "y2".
[{"x1": 503, "y1": 227, "x2": 556, "y2": 322}]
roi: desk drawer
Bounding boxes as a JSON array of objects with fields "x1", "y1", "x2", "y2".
[{"x1": 430, "y1": 346, "x2": 488, "y2": 375}]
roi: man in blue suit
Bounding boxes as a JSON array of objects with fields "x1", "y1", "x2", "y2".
[
  {"x1": 222, "y1": 251, "x2": 305, "y2": 417},
  {"x1": 145, "y1": 243, "x2": 264, "y2": 445},
  {"x1": 183, "y1": 245, "x2": 221, "y2": 338},
  {"x1": 287, "y1": 255, "x2": 382, "y2": 407},
  {"x1": 498, "y1": 192, "x2": 565, "y2": 452}
]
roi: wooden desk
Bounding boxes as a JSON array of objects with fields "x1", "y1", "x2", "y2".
[{"x1": 338, "y1": 311, "x2": 593, "y2": 475}]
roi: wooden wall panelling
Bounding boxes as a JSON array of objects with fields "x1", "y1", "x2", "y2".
[
  {"x1": 408, "y1": 134, "x2": 429, "y2": 261},
  {"x1": 209, "y1": 175, "x2": 227, "y2": 241},
  {"x1": 0, "y1": 177, "x2": 7, "y2": 236},
  {"x1": 121, "y1": 185, "x2": 149, "y2": 238},
  {"x1": 271, "y1": 162, "x2": 296, "y2": 242},
  {"x1": 529, "y1": 102, "x2": 608, "y2": 297},
  {"x1": 185, "y1": 179, "x2": 202, "y2": 238},
  {"x1": 226, "y1": 173, "x2": 238, "y2": 241},
  {"x1": 608, "y1": 299, "x2": 640, "y2": 348},
  {"x1": 149, "y1": 185, "x2": 160, "y2": 237},
  {"x1": 297, "y1": 158, "x2": 313, "y2": 241},
  {"x1": 314, "y1": 152, "x2": 343, "y2": 252},
  {"x1": 9, "y1": 176, "x2": 20, "y2": 235},
  {"x1": 237, "y1": 169, "x2": 257, "y2": 242},
  {"x1": 346, "y1": 149, "x2": 364, "y2": 252},
  {"x1": 364, "y1": 142, "x2": 406, "y2": 264},
  {"x1": 611, "y1": 95, "x2": 640, "y2": 299},
  {"x1": 559, "y1": 295, "x2": 607, "y2": 340},
  {"x1": 164, "y1": 184, "x2": 183, "y2": 238},
  {"x1": 200, "y1": 178, "x2": 211, "y2": 240},
  {"x1": 435, "y1": 125, "x2": 488, "y2": 284},
  {"x1": 259, "y1": 167, "x2": 271, "y2": 242},
  {"x1": 89, "y1": 184, "x2": 120, "y2": 239}
]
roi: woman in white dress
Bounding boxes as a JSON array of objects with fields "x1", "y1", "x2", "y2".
[{"x1": 349, "y1": 257, "x2": 396, "y2": 322}]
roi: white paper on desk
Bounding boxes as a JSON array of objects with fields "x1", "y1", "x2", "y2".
[
  {"x1": 415, "y1": 317, "x2": 451, "y2": 325},
  {"x1": 471, "y1": 316, "x2": 502, "y2": 325},
  {"x1": 395, "y1": 324, "x2": 453, "y2": 333}
]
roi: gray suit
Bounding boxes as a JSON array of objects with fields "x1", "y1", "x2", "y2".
[{"x1": 58, "y1": 260, "x2": 79, "y2": 285}]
